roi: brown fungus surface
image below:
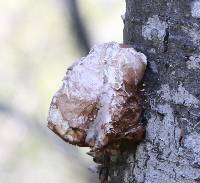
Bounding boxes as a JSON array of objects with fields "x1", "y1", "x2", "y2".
[{"x1": 47, "y1": 42, "x2": 147, "y2": 150}]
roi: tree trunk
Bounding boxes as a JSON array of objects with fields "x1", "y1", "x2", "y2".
[{"x1": 109, "y1": 1, "x2": 200, "y2": 182}]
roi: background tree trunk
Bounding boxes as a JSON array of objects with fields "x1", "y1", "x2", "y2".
[{"x1": 109, "y1": 1, "x2": 200, "y2": 182}]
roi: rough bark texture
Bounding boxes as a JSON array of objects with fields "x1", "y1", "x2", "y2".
[{"x1": 109, "y1": 1, "x2": 200, "y2": 183}]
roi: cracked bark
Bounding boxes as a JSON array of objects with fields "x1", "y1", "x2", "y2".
[{"x1": 109, "y1": 1, "x2": 200, "y2": 183}]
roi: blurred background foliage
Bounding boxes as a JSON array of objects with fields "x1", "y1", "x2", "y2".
[{"x1": 0, "y1": 0, "x2": 124, "y2": 182}]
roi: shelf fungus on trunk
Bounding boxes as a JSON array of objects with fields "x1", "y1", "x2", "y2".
[{"x1": 47, "y1": 42, "x2": 147, "y2": 154}]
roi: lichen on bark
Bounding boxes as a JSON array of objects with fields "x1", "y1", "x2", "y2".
[{"x1": 109, "y1": 1, "x2": 200, "y2": 183}]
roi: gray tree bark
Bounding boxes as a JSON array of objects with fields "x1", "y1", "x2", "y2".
[{"x1": 109, "y1": 1, "x2": 200, "y2": 182}]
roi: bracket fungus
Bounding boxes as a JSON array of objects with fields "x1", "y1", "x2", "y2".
[{"x1": 47, "y1": 42, "x2": 147, "y2": 153}]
